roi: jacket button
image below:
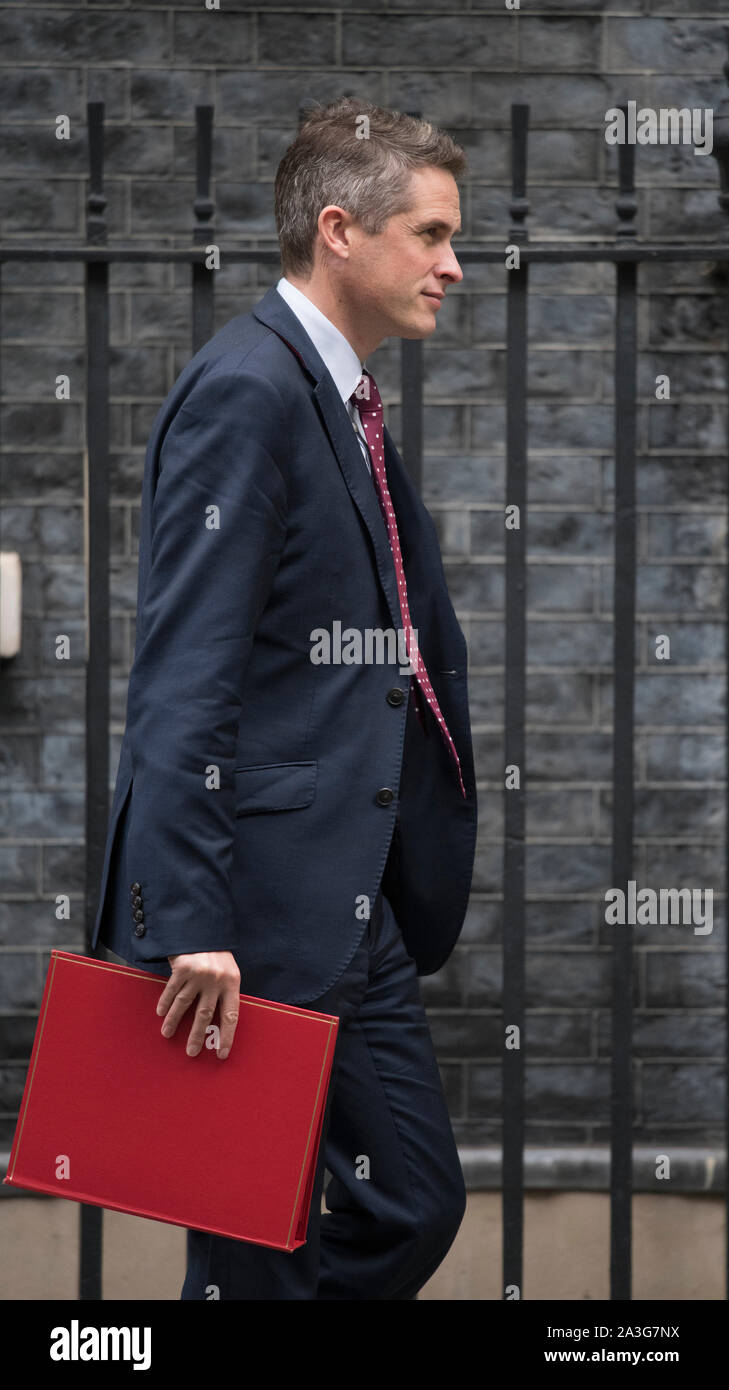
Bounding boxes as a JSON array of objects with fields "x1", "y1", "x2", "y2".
[
  {"x1": 130, "y1": 882, "x2": 141, "y2": 894},
  {"x1": 132, "y1": 894, "x2": 143, "y2": 908},
  {"x1": 386, "y1": 687, "x2": 404, "y2": 706},
  {"x1": 133, "y1": 924, "x2": 146, "y2": 938},
  {"x1": 375, "y1": 787, "x2": 394, "y2": 806},
  {"x1": 133, "y1": 908, "x2": 145, "y2": 923}
]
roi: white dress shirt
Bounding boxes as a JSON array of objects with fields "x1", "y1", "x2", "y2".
[{"x1": 275, "y1": 276, "x2": 373, "y2": 475}]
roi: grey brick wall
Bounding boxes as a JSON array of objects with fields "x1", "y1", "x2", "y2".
[{"x1": 0, "y1": 1, "x2": 726, "y2": 1156}]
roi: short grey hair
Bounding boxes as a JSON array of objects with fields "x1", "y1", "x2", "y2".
[{"x1": 274, "y1": 96, "x2": 467, "y2": 277}]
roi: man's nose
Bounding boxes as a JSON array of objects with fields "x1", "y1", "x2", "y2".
[{"x1": 439, "y1": 245, "x2": 463, "y2": 284}]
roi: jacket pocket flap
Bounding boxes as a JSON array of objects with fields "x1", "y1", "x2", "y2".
[{"x1": 234, "y1": 760, "x2": 317, "y2": 815}]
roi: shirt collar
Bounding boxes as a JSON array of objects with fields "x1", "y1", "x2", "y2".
[{"x1": 275, "y1": 276, "x2": 364, "y2": 407}]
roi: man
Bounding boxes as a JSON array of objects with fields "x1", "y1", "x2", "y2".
[{"x1": 93, "y1": 97, "x2": 478, "y2": 1300}]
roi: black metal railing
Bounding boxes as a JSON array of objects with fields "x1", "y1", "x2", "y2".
[{"x1": 1, "y1": 79, "x2": 728, "y2": 1302}]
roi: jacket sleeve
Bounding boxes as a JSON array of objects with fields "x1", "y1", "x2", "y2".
[{"x1": 122, "y1": 363, "x2": 289, "y2": 962}]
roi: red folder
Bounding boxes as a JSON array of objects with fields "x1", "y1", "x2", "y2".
[{"x1": 3, "y1": 950, "x2": 339, "y2": 1252}]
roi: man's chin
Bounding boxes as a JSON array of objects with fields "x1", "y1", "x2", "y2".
[{"x1": 397, "y1": 311, "x2": 439, "y2": 340}]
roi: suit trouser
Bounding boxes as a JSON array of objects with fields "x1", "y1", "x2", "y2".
[{"x1": 180, "y1": 889, "x2": 467, "y2": 1300}]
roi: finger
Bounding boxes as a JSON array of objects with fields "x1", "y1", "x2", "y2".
[
  {"x1": 216, "y1": 980, "x2": 241, "y2": 1060},
  {"x1": 185, "y1": 993, "x2": 219, "y2": 1057},
  {"x1": 156, "y1": 972, "x2": 187, "y2": 1018},
  {"x1": 159, "y1": 984, "x2": 199, "y2": 1038}
]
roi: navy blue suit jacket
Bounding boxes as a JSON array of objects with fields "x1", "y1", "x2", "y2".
[{"x1": 92, "y1": 285, "x2": 478, "y2": 1005}]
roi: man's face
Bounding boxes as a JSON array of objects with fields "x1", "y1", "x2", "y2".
[{"x1": 340, "y1": 166, "x2": 463, "y2": 346}]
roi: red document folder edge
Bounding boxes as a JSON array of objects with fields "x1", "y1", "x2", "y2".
[{"x1": 3, "y1": 950, "x2": 340, "y2": 1253}]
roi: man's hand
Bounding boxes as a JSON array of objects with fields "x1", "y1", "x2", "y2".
[{"x1": 156, "y1": 951, "x2": 240, "y2": 1060}]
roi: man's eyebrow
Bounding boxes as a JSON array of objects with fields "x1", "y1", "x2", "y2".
[{"x1": 415, "y1": 219, "x2": 463, "y2": 236}]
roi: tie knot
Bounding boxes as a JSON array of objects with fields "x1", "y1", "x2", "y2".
[{"x1": 350, "y1": 369, "x2": 382, "y2": 414}]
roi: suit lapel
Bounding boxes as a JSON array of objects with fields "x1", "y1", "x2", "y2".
[{"x1": 253, "y1": 286, "x2": 403, "y2": 633}]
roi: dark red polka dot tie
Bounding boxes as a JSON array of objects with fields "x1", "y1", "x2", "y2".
[{"x1": 350, "y1": 370, "x2": 466, "y2": 800}]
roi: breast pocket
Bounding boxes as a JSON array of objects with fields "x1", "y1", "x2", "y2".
[{"x1": 233, "y1": 760, "x2": 317, "y2": 816}]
